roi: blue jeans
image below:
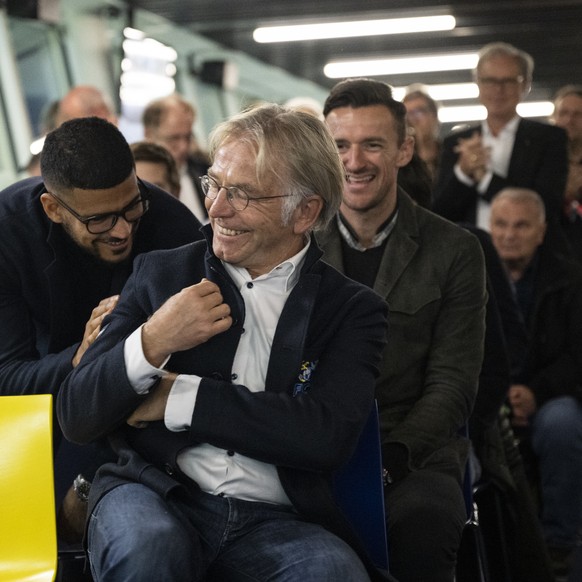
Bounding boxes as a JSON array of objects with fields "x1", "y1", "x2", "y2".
[
  {"x1": 88, "y1": 482, "x2": 370, "y2": 581},
  {"x1": 531, "y1": 396, "x2": 582, "y2": 548}
]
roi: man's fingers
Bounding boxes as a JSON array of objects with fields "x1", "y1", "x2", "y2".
[{"x1": 211, "y1": 302, "x2": 231, "y2": 321}]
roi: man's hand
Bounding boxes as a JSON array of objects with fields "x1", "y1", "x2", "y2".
[
  {"x1": 454, "y1": 131, "x2": 490, "y2": 183},
  {"x1": 142, "y1": 279, "x2": 232, "y2": 367},
  {"x1": 56, "y1": 484, "x2": 88, "y2": 543},
  {"x1": 127, "y1": 373, "x2": 177, "y2": 427},
  {"x1": 72, "y1": 295, "x2": 119, "y2": 367},
  {"x1": 509, "y1": 383, "x2": 537, "y2": 427}
]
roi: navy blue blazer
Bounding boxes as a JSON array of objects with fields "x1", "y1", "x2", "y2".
[
  {"x1": 0, "y1": 176, "x2": 203, "y2": 398},
  {"x1": 58, "y1": 226, "x2": 389, "y2": 579},
  {"x1": 432, "y1": 118, "x2": 568, "y2": 225}
]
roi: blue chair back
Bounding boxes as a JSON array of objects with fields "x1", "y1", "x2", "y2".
[{"x1": 332, "y1": 402, "x2": 389, "y2": 571}]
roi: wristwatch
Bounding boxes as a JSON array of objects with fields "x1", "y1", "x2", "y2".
[{"x1": 73, "y1": 474, "x2": 91, "y2": 503}]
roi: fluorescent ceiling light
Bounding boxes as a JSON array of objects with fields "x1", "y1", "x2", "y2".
[
  {"x1": 253, "y1": 15, "x2": 455, "y2": 43},
  {"x1": 123, "y1": 27, "x2": 145, "y2": 41},
  {"x1": 392, "y1": 83, "x2": 479, "y2": 102},
  {"x1": 324, "y1": 53, "x2": 478, "y2": 78},
  {"x1": 122, "y1": 39, "x2": 177, "y2": 62},
  {"x1": 438, "y1": 101, "x2": 553, "y2": 123},
  {"x1": 517, "y1": 101, "x2": 555, "y2": 118},
  {"x1": 438, "y1": 105, "x2": 486, "y2": 123}
]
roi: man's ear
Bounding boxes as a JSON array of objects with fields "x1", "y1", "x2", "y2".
[
  {"x1": 396, "y1": 135, "x2": 415, "y2": 168},
  {"x1": 293, "y1": 195, "x2": 324, "y2": 235},
  {"x1": 40, "y1": 192, "x2": 64, "y2": 224}
]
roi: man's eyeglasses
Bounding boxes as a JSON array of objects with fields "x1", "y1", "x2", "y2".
[
  {"x1": 478, "y1": 76, "x2": 525, "y2": 89},
  {"x1": 48, "y1": 187, "x2": 150, "y2": 234},
  {"x1": 200, "y1": 174, "x2": 293, "y2": 212}
]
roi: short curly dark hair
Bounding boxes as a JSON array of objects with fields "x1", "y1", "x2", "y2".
[{"x1": 41, "y1": 116, "x2": 134, "y2": 193}]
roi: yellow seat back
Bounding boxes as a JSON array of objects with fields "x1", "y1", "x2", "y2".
[{"x1": 0, "y1": 395, "x2": 57, "y2": 582}]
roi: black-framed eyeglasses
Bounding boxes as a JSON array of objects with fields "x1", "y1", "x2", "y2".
[
  {"x1": 200, "y1": 174, "x2": 293, "y2": 212},
  {"x1": 48, "y1": 182, "x2": 150, "y2": 234}
]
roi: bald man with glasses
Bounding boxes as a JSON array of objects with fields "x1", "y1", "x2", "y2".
[{"x1": 0, "y1": 116, "x2": 202, "y2": 546}]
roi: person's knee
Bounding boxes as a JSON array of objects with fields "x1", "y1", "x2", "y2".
[
  {"x1": 533, "y1": 397, "x2": 582, "y2": 450},
  {"x1": 294, "y1": 546, "x2": 368, "y2": 581},
  {"x1": 385, "y1": 472, "x2": 466, "y2": 582},
  {"x1": 88, "y1": 485, "x2": 196, "y2": 580}
]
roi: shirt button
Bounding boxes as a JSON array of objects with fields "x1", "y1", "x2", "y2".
[
  {"x1": 231, "y1": 373, "x2": 238, "y2": 381},
  {"x1": 246, "y1": 282, "x2": 254, "y2": 289},
  {"x1": 227, "y1": 450, "x2": 235, "y2": 456}
]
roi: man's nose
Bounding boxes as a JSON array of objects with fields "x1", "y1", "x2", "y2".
[
  {"x1": 343, "y1": 146, "x2": 365, "y2": 170},
  {"x1": 108, "y1": 216, "x2": 133, "y2": 238},
  {"x1": 207, "y1": 188, "x2": 234, "y2": 216}
]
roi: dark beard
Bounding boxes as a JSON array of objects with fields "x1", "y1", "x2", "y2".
[{"x1": 59, "y1": 221, "x2": 134, "y2": 270}]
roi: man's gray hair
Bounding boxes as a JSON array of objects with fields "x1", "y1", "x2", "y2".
[
  {"x1": 208, "y1": 103, "x2": 344, "y2": 232},
  {"x1": 474, "y1": 42, "x2": 534, "y2": 83},
  {"x1": 494, "y1": 187, "x2": 546, "y2": 223}
]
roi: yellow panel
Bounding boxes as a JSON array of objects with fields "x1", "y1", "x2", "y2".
[{"x1": 0, "y1": 395, "x2": 57, "y2": 582}]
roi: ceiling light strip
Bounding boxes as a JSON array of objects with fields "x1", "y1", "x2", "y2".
[
  {"x1": 392, "y1": 83, "x2": 479, "y2": 102},
  {"x1": 253, "y1": 15, "x2": 455, "y2": 43},
  {"x1": 438, "y1": 101, "x2": 553, "y2": 123},
  {"x1": 324, "y1": 53, "x2": 479, "y2": 78}
]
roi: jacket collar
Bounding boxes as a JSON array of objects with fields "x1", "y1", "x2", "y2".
[
  {"x1": 201, "y1": 223, "x2": 324, "y2": 276},
  {"x1": 200, "y1": 224, "x2": 324, "y2": 393},
  {"x1": 372, "y1": 189, "x2": 420, "y2": 298}
]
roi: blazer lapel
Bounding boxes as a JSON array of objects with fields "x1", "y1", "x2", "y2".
[
  {"x1": 373, "y1": 191, "x2": 420, "y2": 300},
  {"x1": 507, "y1": 118, "x2": 531, "y2": 178},
  {"x1": 265, "y1": 272, "x2": 320, "y2": 393}
]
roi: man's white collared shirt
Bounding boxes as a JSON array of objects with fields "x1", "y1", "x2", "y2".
[
  {"x1": 453, "y1": 116, "x2": 520, "y2": 231},
  {"x1": 124, "y1": 242, "x2": 311, "y2": 506}
]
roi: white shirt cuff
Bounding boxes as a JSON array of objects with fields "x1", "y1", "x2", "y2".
[
  {"x1": 124, "y1": 324, "x2": 170, "y2": 395},
  {"x1": 454, "y1": 163, "x2": 475, "y2": 186},
  {"x1": 476, "y1": 170, "x2": 493, "y2": 195},
  {"x1": 165, "y1": 374, "x2": 201, "y2": 432}
]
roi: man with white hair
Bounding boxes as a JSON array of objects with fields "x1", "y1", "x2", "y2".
[
  {"x1": 490, "y1": 187, "x2": 582, "y2": 580},
  {"x1": 433, "y1": 42, "x2": 568, "y2": 240}
]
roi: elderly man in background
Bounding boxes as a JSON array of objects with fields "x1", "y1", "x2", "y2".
[
  {"x1": 489, "y1": 187, "x2": 582, "y2": 581},
  {"x1": 56, "y1": 85, "x2": 118, "y2": 126},
  {"x1": 142, "y1": 93, "x2": 210, "y2": 222},
  {"x1": 553, "y1": 85, "x2": 582, "y2": 263},
  {"x1": 433, "y1": 42, "x2": 568, "y2": 243}
]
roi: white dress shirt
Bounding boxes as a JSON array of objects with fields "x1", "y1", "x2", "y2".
[
  {"x1": 179, "y1": 166, "x2": 209, "y2": 224},
  {"x1": 124, "y1": 241, "x2": 311, "y2": 505}
]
